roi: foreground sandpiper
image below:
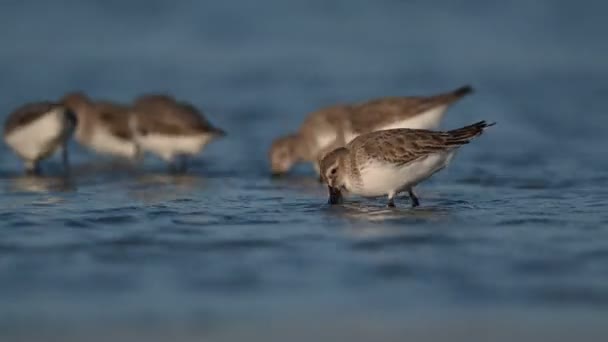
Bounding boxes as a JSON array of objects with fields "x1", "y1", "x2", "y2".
[
  {"x1": 61, "y1": 92, "x2": 140, "y2": 160},
  {"x1": 130, "y1": 94, "x2": 226, "y2": 172},
  {"x1": 3, "y1": 102, "x2": 76, "y2": 174},
  {"x1": 319, "y1": 121, "x2": 495, "y2": 207},
  {"x1": 269, "y1": 85, "x2": 473, "y2": 176}
]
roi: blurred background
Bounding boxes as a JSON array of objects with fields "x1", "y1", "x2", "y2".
[{"x1": 1, "y1": 0, "x2": 607, "y2": 341}]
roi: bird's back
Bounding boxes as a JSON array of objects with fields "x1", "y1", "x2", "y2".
[
  {"x1": 4, "y1": 102, "x2": 59, "y2": 135},
  {"x1": 133, "y1": 95, "x2": 215, "y2": 135}
]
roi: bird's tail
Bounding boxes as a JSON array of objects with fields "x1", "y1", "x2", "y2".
[
  {"x1": 451, "y1": 85, "x2": 474, "y2": 98},
  {"x1": 434, "y1": 84, "x2": 474, "y2": 104},
  {"x1": 444, "y1": 120, "x2": 495, "y2": 146}
]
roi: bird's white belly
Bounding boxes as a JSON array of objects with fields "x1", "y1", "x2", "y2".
[
  {"x1": 355, "y1": 151, "x2": 455, "y2": 197},
  {"x1": 378, "y1": 105, "x2": 447, "y2": 131},
  {"x1": 4, "y1": 111, "x2": 65, "y2": 160},
  {"x1": 136, "y1": 133, "x2": 212, "y2": 161},
  {"x1": 86, "y1": 129, "x2": 138, "y2": 158}
]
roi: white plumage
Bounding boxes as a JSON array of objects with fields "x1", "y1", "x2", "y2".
[
  {"x1": 354, "y1": 151, "x2": 456, "y2": 198},
  {"x1": 84, "y1": 128, "x2": 139, "y2": 159},
  {"x1": 378, "y1": 105, "x2": 447, "y2": 131},
  {"x1": 133, "y1": 132, "x2": 214, "y2": 162},
  {"x1": 4, "y1": 108, "x2": 72, "y2": 171}
]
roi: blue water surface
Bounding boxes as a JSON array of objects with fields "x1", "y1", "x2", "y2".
[{"x1": 1, "y1": 0, "x2": 607, "y2": 340}]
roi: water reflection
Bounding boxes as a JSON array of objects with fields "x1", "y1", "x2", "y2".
[
  {"x1": 270, "y1": 174, "x2": 327, "y2": 196},
  {"x1": 326, "y1": 201, "x2": 453, "y2": 223},
  {"x1": 128, "y1": 173, "x2": 204, "y2": 203},
  {"x1": 69, "y1": 160, "x2": 140, "y2": 177},
  {"x1": 7, "y1": 175, "x2": 76, "y2": 193}
]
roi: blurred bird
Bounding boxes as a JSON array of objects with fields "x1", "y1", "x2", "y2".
[
  {"x1": 269, "y1": 85, "x2": 474, "y2": 177},
  {"x1": 61, "y1": 92, "x2": 140, "y2": 161},
  {"x1": 320, "y1": 121, "x2": 494, "y2": 207},
  {"x1": 130, "y1": 94, "x2": 226, "y2": 172},
  {"x1": 3, "y1": 101, "x2": 76, "y2": 174}
]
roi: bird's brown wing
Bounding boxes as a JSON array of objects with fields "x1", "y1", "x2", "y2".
[
  {"x1": 133, "y1": 95, "x2": 219, "y2": 135},
  {"x1": 96, "y1": 103, "x2": 133, "y2": 140},
  {"x1": 353, "y1": 121, "x2": 493, "y2": 166},
  {"x1": 4, "y1": 102, "x2": 59, "y2": 134},
  {"x1": 349, "y1": 85, "x2": 474, "y2": 133}
]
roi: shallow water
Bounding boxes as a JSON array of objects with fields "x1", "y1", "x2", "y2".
[{"x1": 1, "y1": 0, "x2": 608, "y2": 340}]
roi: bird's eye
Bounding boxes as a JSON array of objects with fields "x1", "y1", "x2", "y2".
[{"x1": 330, "y1": 168, "x2": 337, "y2": 175}]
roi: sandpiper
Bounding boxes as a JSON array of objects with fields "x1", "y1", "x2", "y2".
[
  {"x1": 3, "y1": 102, "x2": 76, "y2": 174},
  {"x1": 319, "y1": 121, "x2": 494, "y2": 207},
  {"x1": 269, "y1": 85, "x2": 474, "y2": 177},
  {"x1": 61, "y1": 92, "x2": 140, "y2": 160},
  {"x1": 130, "y1": 94, "x2": 226, "y2": 172}
]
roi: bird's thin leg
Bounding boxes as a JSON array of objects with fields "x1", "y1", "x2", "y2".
[
  {"x1": 409, "y1": 188, "x2": 420, "y2": 208},
  {"x1": 387, "y1": 192, "x2": 396, "y2": 208},
  {"x1": 25, "y1": 160, "x2": 41, "y2": 176},
  {"x1": 61, "y1": 142, "x2": 70, "y2": 175},
  {"x1": 133, "y1": 144, "x2": 144, "y2": 164}
]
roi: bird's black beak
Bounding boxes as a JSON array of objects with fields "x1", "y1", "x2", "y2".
[{"x1": 327, "y1": 185, "x2": 343, "y2": 205}]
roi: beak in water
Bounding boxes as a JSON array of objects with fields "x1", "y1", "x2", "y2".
[{"x1": 328, "y1": 186, "x2": 343, "y2": 205}]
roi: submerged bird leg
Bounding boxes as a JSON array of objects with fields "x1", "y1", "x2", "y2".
[{"x1": 408, "y1": 188, "x2": 420, "y2": 207}]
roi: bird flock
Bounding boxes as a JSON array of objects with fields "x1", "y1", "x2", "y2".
[{"x1": 3, "y1": 85, "x2": 494, "y2": 207}]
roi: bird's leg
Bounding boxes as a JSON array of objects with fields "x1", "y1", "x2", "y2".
[
  {"x1": 61, "y1": 142, "x2": 70, "y2": 175},
  {"x1": 409, "y1": 188, "x2": 420, "y2": 208},
  {"x1": 387, "y1": 192, "x2": 396, "y2": 208},
  {"x1": 133, "y1": 144, "x2": 144, "y2": 164},
  {"x1": 25, "y1": 160, "x2": 41, "y2": 176}
]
